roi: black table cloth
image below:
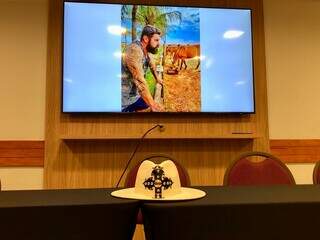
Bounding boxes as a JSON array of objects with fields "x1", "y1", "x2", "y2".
[
  {"x1": 0, "y1": 188, "x2": 139, "y2": 240},
  {"x1": 142, "y1": 185, "x2": 320, "y2": 240},
  {"x1": 2, "y1": 185, "x2": 320, "y2": 240}
]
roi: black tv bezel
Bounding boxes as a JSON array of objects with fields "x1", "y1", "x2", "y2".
[{"x1": 61, "y1": 0, "x2": 256, "y2": 115}]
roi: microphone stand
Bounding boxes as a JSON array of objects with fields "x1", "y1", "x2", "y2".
[{"x1": 115, "y1": 124, "x2": 164, "y2": 188}]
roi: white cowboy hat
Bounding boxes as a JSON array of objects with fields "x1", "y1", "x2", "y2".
[{"x1": 111, "y1": 160, "x2": 206, "y2": 201}]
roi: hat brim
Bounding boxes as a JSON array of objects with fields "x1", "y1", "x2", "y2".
[{"x1": 111, "y1": 187, "x2": 206, "y2": 201}]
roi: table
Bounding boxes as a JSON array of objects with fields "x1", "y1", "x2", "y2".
[
  {"x1": 142, "y1": 185, "x2": 320, "y2": 240},
  {"x1": 0, "y1": 188, "x2": 139, "y2": 240}
]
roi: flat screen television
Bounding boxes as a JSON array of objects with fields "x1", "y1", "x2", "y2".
[{"x1": 63, "y1": 1, "x2": 255, "y2": 113}]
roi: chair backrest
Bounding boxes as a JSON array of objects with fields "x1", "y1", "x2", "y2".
[
  {"x1": 313, "y1": 161, "x2": 320, "y2": 184},
  {"x1": 224, "y1": 151, "x2": 295, "y2": 186},
  {"x1": 125, "y1": 154, "x2": 191, "y2": 188}
]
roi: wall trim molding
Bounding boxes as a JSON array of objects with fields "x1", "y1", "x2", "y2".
[
  {"x1": 0, "y1": 140, "x2": 319, "y2": 167},
  {"x1": 0, "y1": 141, "x2": 44, "y2": 167},
  {"x1": 270, "y1": 140, "x2": 320, "y2": 164}
]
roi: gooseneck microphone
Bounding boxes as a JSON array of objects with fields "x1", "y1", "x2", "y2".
[{"x1": 115, "y1": 124, "x2": 164, "y2": 188}]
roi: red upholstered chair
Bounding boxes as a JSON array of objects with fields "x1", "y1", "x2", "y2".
[
  {"x1": 224, "y1": 151, "x2": 295, "y2": 186},
  {"x1": 124, "y1": 154, "x2": 191, "y2": 224},
  {"x1": 313, "y1": 161, "x2": 320, "y2": 184}
]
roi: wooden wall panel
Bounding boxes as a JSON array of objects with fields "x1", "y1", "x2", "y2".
[
  {"x1": 250, "y1": 0, "x2": 270, "y2": 152},
  {"x1": 271, "y1": 140, "x2": 320, "y2": 163},
  {"x1": 45, "y1": 0, "x2": 269, "y2": 197},
  {"x1": 0, "y1": 141, "x2": 44, "y2": 167},
  {"x1": 1, "y1": 140, "x2": 318, "y2": 167},
  {"x1": 60, "y1": 115, "x2": 256, "y2": 139},
  {"x1": 46, "y1": 139, "x2": 253, "y2": 188}
]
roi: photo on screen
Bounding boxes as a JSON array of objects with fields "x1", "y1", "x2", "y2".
[
  {"x1": 63, "y1": 2, "x2": 254, "y2": 113},
  {"x1": 121, "y1": 6, "x2": 201, "y2": 112}
]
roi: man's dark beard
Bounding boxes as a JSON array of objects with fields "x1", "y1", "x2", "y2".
[{"x1": 147, "y1": 44, "x2": 158, "y2": 54}]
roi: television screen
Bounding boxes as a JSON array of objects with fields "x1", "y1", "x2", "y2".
[{"x1": 63, "y1": 1, "x2": 254, "y2": 113}]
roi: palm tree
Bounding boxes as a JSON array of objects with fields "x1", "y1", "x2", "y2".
[
  {"x1": 122, "y1": 6, "x2": 182, "y2": 43},
  {"x1": 131, "y1": 5, "x2": 138, "y2": 41},
  {"x1": 121, "y1": 5, "x2": 138, "y2": 42},
  {"x1": 121, "y1": 5, "x2": 129, "y2": 44},
  {"x1": 135, "y1": 6, "x2": 182, "y2": 38}
]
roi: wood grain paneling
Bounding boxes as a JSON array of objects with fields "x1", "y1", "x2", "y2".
[
  {"x1": 0, "y1": 141, "x2": 44, "y2": 167},
  {"x1": 270, "y1": 140, "x2": 320, "y2": 163},
  {"x1": 44, "y1": 2, "x2": 270, "y2": 235},
  {"x1": 1, "y1": 140, "x2": 318, "y2": 167},
  {"x1": 45, "y1": 0, "x2": 270, "y2": 190},
  {"x1": 45, "y1": 4, "x2": 270, "y2": 239}
]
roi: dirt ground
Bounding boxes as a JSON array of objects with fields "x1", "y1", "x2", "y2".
[{"x1": 163, "y1": 59, "x2": 201, "y2": 112}]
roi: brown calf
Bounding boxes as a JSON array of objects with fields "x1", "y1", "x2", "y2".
[{"x1": 172, "y1": 44, "x2": 200, "y2": 70}]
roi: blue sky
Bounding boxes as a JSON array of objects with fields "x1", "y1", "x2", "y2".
[
  {"x1": 166, "y1": 7, "x2": 200, "y2": 44},
  {"x1": 121, "y1": 6, "x2": 200, "y2": 44}
]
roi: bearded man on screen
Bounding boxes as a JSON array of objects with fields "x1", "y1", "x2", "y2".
[{"x1": 121, "y1": 25, "x2": 164, "y2": 112}]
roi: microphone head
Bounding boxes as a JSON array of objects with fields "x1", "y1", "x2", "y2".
[{"x1": 158, "y1": 124, "x2": 165, "y2": 132}]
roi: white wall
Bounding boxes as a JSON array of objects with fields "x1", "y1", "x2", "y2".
[
  {"x1": 0, "y1": 0, "x2": 47, "y2": 190},
  {"x1": 287, "y1": 164, "x2": 314, "y2": 184},
  {"x1": 0, "y1": 0, "x2": 47, "y2": 140},
  {"x1": 264, "y1": 0, "x2": 320, "y2": 139},
  {"x1": 264, "y1": 0, "x2": 320, "y2": 184},
  {"x1": 0, "y1": 168, "x2": 43, "y2": 190}
]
